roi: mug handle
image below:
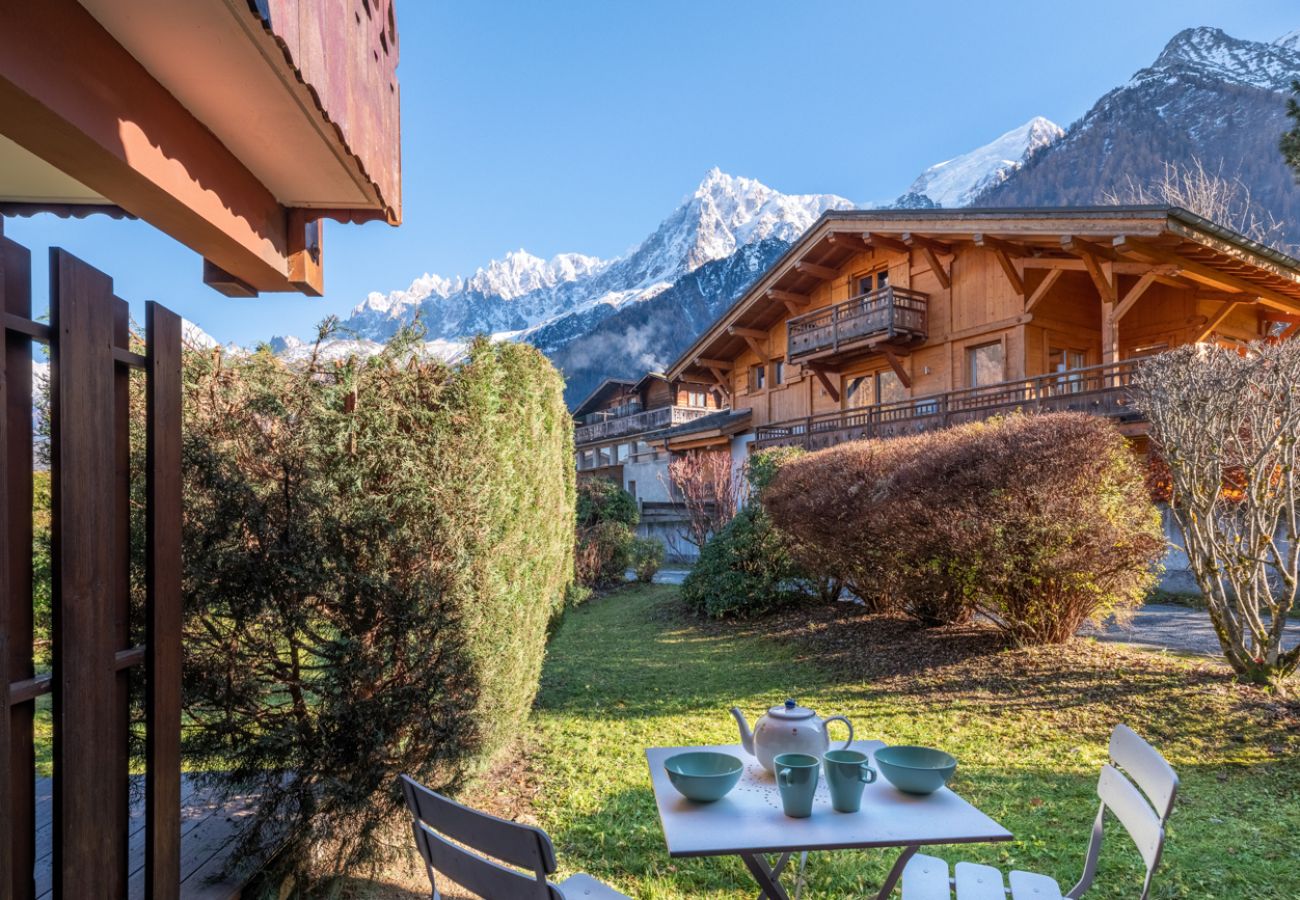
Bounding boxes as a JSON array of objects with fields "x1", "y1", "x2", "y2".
[
  {"x1": 859, "y1": 764, "x2": 877, "y2": 784},
  {"x1": 778, "y1": 767, "x2": 792, "y2": 787},
  {"x1": 825, "y1": 714, "x2": 854, "y2": 750}
]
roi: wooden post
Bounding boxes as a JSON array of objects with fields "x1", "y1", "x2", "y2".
[
  {"x1": 3, "y1": 235, "x2": 35, "y2": 900},
  {"x1": 145, "y1": 302, "x2": 182, "y2": 900},
  {"x1": 50, "y1": 248, "x2": 127, "y2": 899}
]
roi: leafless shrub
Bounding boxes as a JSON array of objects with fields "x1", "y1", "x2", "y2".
[
  {"x1": 664, "y1": 450, "x2": 740, "y2": 549},
  {"x1": 1131, "y1": 342, "x2": 1300, "y2": 687},
  {"x1": 1104, "y1": 157, "x2": 1293, "y2": 252}
]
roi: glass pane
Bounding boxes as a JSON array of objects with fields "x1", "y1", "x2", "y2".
[
  {"x1": 878, "y1": 370, "x2": 905, "y2": 404},
  {"x1": 616, "y1": 443, "x2": 628, "y2": 462},
  {"x1": 967, "y1": 342, "x2": 1004, "y2": 388},
  {"x1": 845, "y1": 374, "x2": 872, "y2": 406},
  {"x1": 877, "y1": 269, "x2": 890, "y2": 290},
  {"x1": 773, "y1": 360, "x2": 784, "y2": 385}
]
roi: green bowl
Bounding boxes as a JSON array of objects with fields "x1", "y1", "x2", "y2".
[
  {"x1": 664, "y1": 751, "x2": 744, "y2": 802},
  {"x1": 874, "y1": 746, "x2": 957, "y2": 795}
]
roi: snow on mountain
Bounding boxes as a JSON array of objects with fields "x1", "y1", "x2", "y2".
[
  {"x1": 182, "y1": 318, "x2": 221, "y2": 350},
  {"x1": 892, "y1": 117, "x2": 1064, "y2": 209},
  {"x1": 328, "y1": 169, "x2": 850, "y2": 352},
  {"x1": 1149, "y1": 26, "x2": 1300, "y2": 92}
]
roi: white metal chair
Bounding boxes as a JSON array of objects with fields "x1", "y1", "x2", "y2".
[
  {"x1": 400, "y1": 774, "x2": 629, "y2": 900},
  {"x1": 901, "y1": 725, "x2": 1179, "y2": 900}
]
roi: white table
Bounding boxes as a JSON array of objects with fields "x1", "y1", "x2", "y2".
[{"x1": 645, "y1": 741, "x2": 1012, "y2": 900}]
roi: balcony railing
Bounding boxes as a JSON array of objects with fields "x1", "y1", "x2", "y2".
[
  {"x1": 575, "y1": 405, "x2": 713, "y2": 445},
  {"x1": 754, "y1": 358, "x2": 1144, "y2": 451},
  {"x1": 787, "y1": 286, "x2": 928, "y2": 362}
]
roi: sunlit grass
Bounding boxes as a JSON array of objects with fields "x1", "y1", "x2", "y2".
[{"x1": 523, "y1": 583, "x2": 1300, "y2": 899}]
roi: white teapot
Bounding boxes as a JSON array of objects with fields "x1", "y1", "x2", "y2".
[{"x1": 731, "y1": 699, "x2": 854, "y2": 774}]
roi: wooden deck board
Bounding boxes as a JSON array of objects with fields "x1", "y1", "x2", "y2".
[{"x1": 33, "y1": 776, "x2": 270, "y2": 900}]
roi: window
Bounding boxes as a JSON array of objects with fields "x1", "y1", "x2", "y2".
[
  {"x1": 1050, "y1": 346, "x2": 1088, "y2": 394},
  {"x1": 845, "y1": 374, "x2": 872, "y2": 406},
  {"x1": 856, "y1": 268, "x2": 890, "y2": 296},
  {"x1": 598, "y1": 446, "x2": 612, "y2": 466},
  {"x1": 686, "y1": 388, "x2": 707, "y2": 407},
  {"x1": 877, "y1": 370, "x2": 905, "y2": 404},
  {"x1": 750, "y1": 363, "x2": 766, "y2": 392},
  {"x1": 616, "y1": 443, "x2": 629, "y2": 463},
  {"x1": 966, "y1": 341, "x2": 1005, "y2": 388},
  {"x1": 772, "y1": 358, "x2": 785, "y2": 386},
  {"x1": 627, "y1": 480, "x2": 637, "y2": 501}
]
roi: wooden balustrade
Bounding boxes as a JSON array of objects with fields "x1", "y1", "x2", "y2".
[
  {"x1": 754, "y1": 358, "x2": 1145, "y2": 451},
  {"x1": 786, "y1": 286, "x2": 928, "y2": 362},
  {"x1": 574, "y1": 405, "x2": 713, "y2": 445}
]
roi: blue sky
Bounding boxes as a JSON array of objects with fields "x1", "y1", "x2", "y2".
[{"x1": 5, "y1": 1, "x2": 1298, "y2": 345}]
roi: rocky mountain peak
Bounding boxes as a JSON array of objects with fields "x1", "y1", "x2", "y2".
[{"x1": 1151, "y1": 26, "x2": 1300, "y2": 92}]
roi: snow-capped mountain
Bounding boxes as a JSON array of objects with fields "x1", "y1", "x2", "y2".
[
  {"x1": 976, "y1": 27, "x2": 1300, "y2": 244},
  {"x1": 892, "y1": 117, "x2": 1064, "y2": 209},
  {"x1": 325, "y1": 169, "x2": 850, "y2": 359}
]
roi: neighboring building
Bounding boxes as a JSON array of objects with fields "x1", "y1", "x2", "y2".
[
  {"x1": 666, "y1": 206, "x2": 1300, "y2": 453},
  {"x1": 572, "y1": 373, "x2": 731, "y2": 560}
]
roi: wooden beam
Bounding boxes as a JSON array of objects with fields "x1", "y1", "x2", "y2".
[
  {"x1": 1060, "y1": 234, "x2": 1120, "y2": 261},
  {"x1": 694, "y1": 358, "x2": 732, "y2": 370},
  {"x1": 972, "y1": 233, "x2": 1032, "y2": 257},
  {"x1": 782, "y1": 300, "x2": 804, "y2": 316},
  {"x1": 863, "y1": 233, "x2": 911, "y2": 254},
  {"x1": 992, "y1": 247, "x2": 1024, "y2": 296},
  {"x1": 1114, "y1": 236, "x2": 1300, "y2": 312},
  {"x1": 827, "y1": 231, "x2": 867, "y2": 249},
  {"x1": 795, "y1": 261, "x2": 838, "y2": 280},
  {"x1": 767, "y1": 289, "x2": 810, "y2": 305},
  {"x1": 903, "y1": 234, "x2": 951, "y2": 290},
  {"x1": 0, "y1": 2, "x2": 318, "y2": 295},
  {"x1": 1195, "y1": 300, "x2": 1243, "y2": 342},
  {"x1": 728, "y1": 326, "x2": 768, "y2": 340},
  {"x1": 809, "y1": 366, "x2": 840, "y2": 403},
  {"x1": 1025, "y1": 268, "x2": 1063, "y2": 312},
  {"x1": 881, "y1": 348, "x2": 912, "y2": 389},
  {"x1": 1111, "y1": 270, "x2": 1159, "y2": 323},
  {"x1": 741, "y1": 335, "x2": 769, "y2": 364},
  {"x1": 1063, "y1": 236, "x2": 1116, "y2": 303},
  {"x1": 707, "y1": 367, "x2": 732, "y2": 396}
]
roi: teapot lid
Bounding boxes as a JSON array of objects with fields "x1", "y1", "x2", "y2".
[{"x1": 768, "y1": 698, "x2": 815, "y2": 720}]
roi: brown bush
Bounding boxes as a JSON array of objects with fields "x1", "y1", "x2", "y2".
[{"x1": 765, "y1": 414, "x2": 1165, "y2": 643}]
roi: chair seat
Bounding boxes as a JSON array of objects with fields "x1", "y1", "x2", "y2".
[
  {"x1": 903, "y1": 854, "x2": 1064, "y2": 900},
  {"x1": 559, "y1": 872, "x2": 631, "y2": 899}
]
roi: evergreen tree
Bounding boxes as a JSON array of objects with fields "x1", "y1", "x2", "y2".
[{"x1": 1283, "y1": 80, "x2": 1300, "y2": 179}]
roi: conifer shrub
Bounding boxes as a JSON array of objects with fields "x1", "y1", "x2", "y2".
[
  {"x1": 180, "y1": 332, "x2": 574, "y2": 877},
  {"x1": 766, "y1": 414, "x2": 1164, "y2": 641},
  {"x1": 574, "y1": 479, "x2": 637, "y2": 587}
]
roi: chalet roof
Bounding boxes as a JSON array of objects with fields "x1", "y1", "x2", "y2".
[
  {"x1": 666, "y1": 206, "x2": 1300, "y2": 382},
  {"x1": 570, "y1": 378, "x2": 638, "y2": 418},
  {"x1": 651, "y1": 409, "x2": 751, "y2": 443}
]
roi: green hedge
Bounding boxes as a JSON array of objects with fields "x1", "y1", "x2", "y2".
[{"x1": 180, "y1": 333, "x2": 574, "y2": 876}]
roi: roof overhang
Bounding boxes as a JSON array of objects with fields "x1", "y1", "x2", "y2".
[
  {"x1": 571, "y1": 378, "x2": 638, "y2": 418},
  {"x1": 667, "y1": 207, "x2": 1300, "y2": 381},
  {"x1": 0, "y1": 0, "x2": 401, "y2": 297}
]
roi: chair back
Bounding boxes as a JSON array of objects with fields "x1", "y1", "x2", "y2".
[
  {"x1": 1068, "y1": 725, "x2": 1179, "y2": 900},
  {"x1": 400, "y1": 774, "x2": 565, "y2": 900}
]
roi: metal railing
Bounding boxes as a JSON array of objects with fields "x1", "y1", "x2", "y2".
[
  {"x1": 574, "y1": 405, "x2": 713, "y2": 444},
  {"x1": 787, "y1": 286, "x2": 928, "y2": 361},
  {"x1": 754, "y1": 358, "x2": 1144, "y2": 450}
]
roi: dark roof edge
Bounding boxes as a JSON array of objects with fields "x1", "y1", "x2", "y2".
[{"x1": 570, "y1": 377, "x2": 638, "y2": 416}]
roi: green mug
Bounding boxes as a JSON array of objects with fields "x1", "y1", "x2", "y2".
[
  {"x1": 774, "y1": 752, "x2": 820, "y2": 818},
  {"x1": 823, "y1": 749, "x2": 877, "y2": 813}
]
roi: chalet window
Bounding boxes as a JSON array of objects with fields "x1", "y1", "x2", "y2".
[
  {"x1": 772, "y1": 358, "x2": 785, "y2": 386},
  {"x1": 857, "y1": 268, "x2": 889, "y2": 296},
  {"x1": 685, "y1": 388, "x2": 707, "y2": 407},
  {"x1": 1050, "y1": 346, "x2": 1087, "y2": 394},
  {"x1": 750, "y1": 363, "x2": 766, "y2": 392},
  {"x1": 627, "y1": 480, "x2": 637, "y2": 501},
  {"x1": 966, "y1": 341, "x2": 1005, "y2": 389},
  {"x1": 616, "y1": 443, "x2": 629, "y2": 463},
  {"x1": 845, "y1": 374, "x2": 871, "y2": 406},
  {"x1": 878, "y1": 370, "x2": 905, "y2": 404}
]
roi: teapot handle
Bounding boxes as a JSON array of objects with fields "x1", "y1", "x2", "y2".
[{"x1": 825, "y1": 715, "x2": 854, "y2": 750}]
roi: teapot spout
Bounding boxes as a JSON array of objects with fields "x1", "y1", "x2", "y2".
[{"x1": 730, "y1": 706, "x2": 754, "y2": 755}]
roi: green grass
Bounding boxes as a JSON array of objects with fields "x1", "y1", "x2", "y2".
[{"x1": 519, "y1": 583, "x2": 1300, "y2": 899}]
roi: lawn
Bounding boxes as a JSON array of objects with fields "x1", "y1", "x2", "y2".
[{"x1": 512, "y1": 582, "x2": 1300, "y2": 899}]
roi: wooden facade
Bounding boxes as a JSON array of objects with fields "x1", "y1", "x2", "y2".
[
  {"x1": 666, "y1": 208, "x2": 1300, "y2": 450},
  {"x1": 573, "y1": 373, "x2": 722, "y2": 449}
]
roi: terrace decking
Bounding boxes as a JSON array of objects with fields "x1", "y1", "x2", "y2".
[
  {"x1": 754, "y1": 358, "x2": 1143, "y2": 450},
  {"x1": 32, "y1": 776, "x2": 271, "y2": 900},
  {"x1": 786, "y1": 286, "x2": 928, "y2": 364}
]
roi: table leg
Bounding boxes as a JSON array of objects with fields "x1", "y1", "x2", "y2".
[
  {"x1": 741, "y1": 852, "x2": 793, "y2": 900},
  {"x1": 874, "y1": 845, "x2": 920, "y2": 900}
]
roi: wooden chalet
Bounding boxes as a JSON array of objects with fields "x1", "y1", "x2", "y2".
[
  {"x1": 0, "y1": 4, "x2": 402, "y2": 898},
  {"x1": 666, "y1": 207, "x2": 1300, "y2": 452},
  {"x1": 573, "y1": 373, "x2": 724, "y2": 493}
]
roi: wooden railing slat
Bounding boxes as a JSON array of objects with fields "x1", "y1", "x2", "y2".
[
  {"x1": 3, "y1": 234, "x2": 36, "y2": 900},
  {"x1": 51, "y1": 248, "x2": 127, "y2": 899},
  {"x1": 145, "y1": 301, "x2": 182, "y2": 900}
]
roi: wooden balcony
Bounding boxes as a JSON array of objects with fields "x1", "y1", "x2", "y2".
[
  {"x1": 786, "y1": 286, "x2": 928, "y2": 363},
  {"x1": 754, "y1": 359, "x2": 1145, "y2": 451},
  {"x1": 575, "y1": 405, "x2": 714, "y2": 445}
]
